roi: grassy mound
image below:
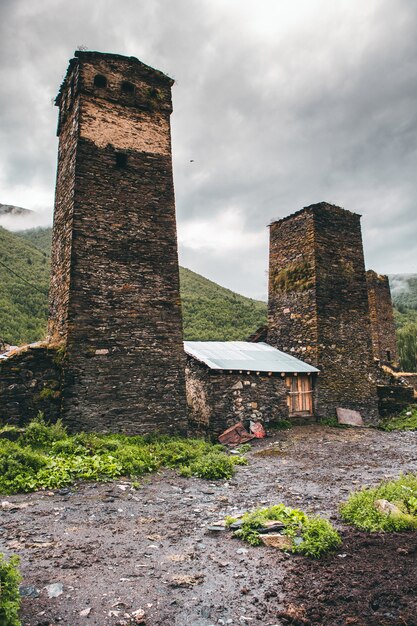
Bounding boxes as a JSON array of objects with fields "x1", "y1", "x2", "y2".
[
  {"x1": 225, "y1": 504, "x2": 341, "y2": 558},
  {"x1": 341, "y1": 474, "x2": 417, "y2": 532},
  {"x1": 0, "y1": 415, "x2": 247, "y2": 495},
  {"x1": 0, "y1": 553, "x2": 21, "y2": 626}
]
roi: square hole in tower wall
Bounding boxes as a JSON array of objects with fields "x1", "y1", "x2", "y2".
[{"x1": 115, "y1": 153, "x2": 128, "y2": 168}]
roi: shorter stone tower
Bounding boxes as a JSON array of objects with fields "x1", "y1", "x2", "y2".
[
  {"x1": 267, "y1": 202, "x2": 378, "y2": 420},
  {"x1": 366, "y1": 270, "x2": 398, "y2": 365},
  {"x1": 49, "y1": 51, "x2": 187, "y2": 434}
]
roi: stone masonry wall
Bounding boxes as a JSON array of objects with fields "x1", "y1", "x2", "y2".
[
  {"x1": 49, "y1": 51, "x2": 187, "y2": 434},
  {"x1": 0, "y1": 345, "x2": 62, "y2": 426},
  {"x1": 366, "y1": 270, "x2": 398, "y2": 365},
  {"x1": 267, "y1": 203, "x2": 378, "y2": 421},
  {"x1": 185, "y1": 357, "x2": 290, "y2": 437}
]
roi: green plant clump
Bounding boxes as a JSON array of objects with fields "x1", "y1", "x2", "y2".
[
  {"x1": 0, "y1": 415, "x2": 246, "y2": 494},
  {"x1": 340, "y1": 474, "x2": 417, "y2": 532},
  {"x1": 225, "y1": 503, "x2": 341, "y2": 558},
  {"x1": 0, "y1": 553, "x2": 22, "y2": 626},
  {"x1": 380, "y1": 406, "x2": 417, "y2": 432}
]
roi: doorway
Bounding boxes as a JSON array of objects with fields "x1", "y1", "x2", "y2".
[{"x1": 286, "y1": 374, "x2": 314, "y2": 417}]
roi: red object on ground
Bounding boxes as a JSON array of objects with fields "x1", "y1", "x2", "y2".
[
  {"x1": 218, "y1": 422, "x2": 255, "y2": 446},
  {"x1": 250, "y1": 421, "x2": 267, "y2": 438}
]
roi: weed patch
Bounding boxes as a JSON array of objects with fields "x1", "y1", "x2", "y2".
[
  {"x1": 0, "y1": 553, "x2": 21, "y2": 626},
  {"x1": 380, "y1": 406, "x2": 417, "y2": 431},
  {"x1": 225, "y1": 504, "x2": 341, "y2": 558},
  {"x1": 340, "y1": 474, "x2": 417, "y2": 532},
  {"x1": 0, "y1": 416, "x2": 246, "y2": 494}
]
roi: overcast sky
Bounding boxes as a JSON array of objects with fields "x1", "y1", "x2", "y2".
[{"x1": 0, "y1": 0, "x2": 416, "y2": 299}]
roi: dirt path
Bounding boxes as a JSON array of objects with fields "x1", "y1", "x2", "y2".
[{"x1": 1, "y1": 425, "x2": 416, "y2": 626}]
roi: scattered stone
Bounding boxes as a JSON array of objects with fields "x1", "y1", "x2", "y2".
[
  {"x1": 167, "y1": 554, "x2": 189, "y2": 562},
  {"x1": 374, "y1": 499, "x2": 403, "y2": 517},
  {"x1": 1, "y1": 501, "x2": 30, "y2": 511},
  {"x1": 79, "y1": 607, "x2": 92, "y2": 617},
  {"x1": 170, "y1": 574, "x2": 205, "y2": 588},
  {"x1": 45, "y1": 582, "x2": 64, "y2": 598},
  {"x1": 336, "y1": 408, "x2": 364, "y2": 427},
  {"x1": 19, "y1": 585, "x2": 40, "y2": 598},
  {"x1": 258, "y1": 520, "x2": 285, "y2": 534},
  {"x1": 229, "y1": 519, "x2": 244, "y2": 530},
  {"x1": 236, "y1": 548, "x2": 249, "y2": 555},
  {"x1": 207, "y1": 524, "x2": 228, "y2": 532},
  {"x1": 260, "y1": 534, "x2": 292, "y2": 550},
  {"x1": 131, "y1": 608, "x2": 146, "y2": 622}
]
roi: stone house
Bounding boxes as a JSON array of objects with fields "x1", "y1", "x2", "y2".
[{"x1": 185, "y1": 341, "x2": 318, "y2": 437}]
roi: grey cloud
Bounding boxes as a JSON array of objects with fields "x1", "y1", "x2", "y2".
[{"x1": 1, "y1": 0, "x2": 416, "y2": 298}]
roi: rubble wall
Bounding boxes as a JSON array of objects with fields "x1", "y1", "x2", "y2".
[
  {"x1": 0, "y1": 345, "x2": 62, "y2": 426},
  {"x1": 268, "y1": 203, "x2": 378, "y2": 421},
  {"x1": 366, "y1": 270, "x2": 398, "y2": 364},
  {"x1": 50, "y1": 51, "x2": 186, "y2": 434},
  {"x1": 377, "y1": 384, "x2": 415, "y2": 417},
  {"x1": 185, "y1": 358, "x2": 290, "y2": 437}
]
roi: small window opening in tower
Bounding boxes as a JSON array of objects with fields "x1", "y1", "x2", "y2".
[
  {"x1": 94, "y1": 74, "x2": 107, "y2": 88},
  {"x1": 121, "y1": 81, "x2": 135, "y2": 94},
  {"x1": 386, "y1": 350, "x2": 391, "y2": 362},
  {"x1": 115, "y1": 153, "x2": 128, "y2": 168}
]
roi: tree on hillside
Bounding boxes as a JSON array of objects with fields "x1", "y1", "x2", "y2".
[{"x1": 397, "y1": 323, "x2": 417, "y2": 372}]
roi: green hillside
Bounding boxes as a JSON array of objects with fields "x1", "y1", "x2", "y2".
[
  {"x1": 0, "y1": 226, "x2": 267, "y2": 346},
  {"x1": 180, "y1": 267, "x2": 267, "y2": 341},
  {"x1": 0, "y1": 227, "x2": 49, "y2": 345},
  {"x1": 17, "y1": 226, "x2": 52, "y2": 255}
]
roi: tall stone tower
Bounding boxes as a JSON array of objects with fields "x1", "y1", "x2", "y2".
[
  {"x1": 366, "y1": 270, "x2": 398, "y2": 365},
  {"x1": 267, "y1": 202, "x2": 378, "y2": 420},
  {"x1": 49, "y1": 51, "x2": 187, "y2": 434}
]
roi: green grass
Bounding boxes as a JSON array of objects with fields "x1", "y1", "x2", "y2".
[
  {"x1": 225, "y1": 503, "x2": 341, "y2": 558},
  {"x1": 380, "y1": 406, "x2": 417, "y2": 431},
  {"x1": 0, "y1": 415, "x2": 247, "y2": 494},
  {"x1": 340, "y1": 474, "x2": 417, "y2": 532},
  {"x1": 0, "y1": 553, "x2": 21, "y2": 626}
]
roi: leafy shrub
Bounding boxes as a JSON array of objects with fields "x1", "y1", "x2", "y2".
[
  {"x1": 180, "y1": 451, "x2": 247, "y2": 480},
  {"x1": 225, "y1": 504, "x2": 340, "y2": 558},
  {"x1": 294, "y1": 517, "x2": 342, "y2": 558},
  {"x1": 0, "y1": 440, "x2": 48, "y2": 494},
  {"x1": 18, "y1": 413, "x2": 67, "y2": 448},
  {"x1": 0, "y1": 417, "x2": 246, "y2": 494},
  {"x1": 380, "y1": 406, "x2": 417, "y2": 431},
  {"x1": 0, "y1": 553, "x2": 21, "y2": 626},
  {"x1": 340, "y1": 474, "x2": 417, "y2": 532}
]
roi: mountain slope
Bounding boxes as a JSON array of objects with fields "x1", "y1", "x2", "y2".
[
  {"x1": 1, "y1": 226, "x2": 267, "y2": 345},
  {"x1": 3, "y1": 225, "x2": 416, "y2": 347},
  {"x1": 0, "y1": 227, "x2": 49, "y2": 345},
  {"x1": 179, "y1": 267, "x2": 267, "y2": 341},
  {"x1": 17, "y1": 227, "x2": 52, "y2": 255}
]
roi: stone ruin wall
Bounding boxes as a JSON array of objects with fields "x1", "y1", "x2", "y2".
[
  {"x1": 267, "y1": 203, "x2": 379, "y2": 421},
  {"x1": 48, "y1": 51, "x2": 187, "y2": 434},
  {"x1": 0, "y1": 345, "x2": 62, "y2": 426},
  {"x1": 185, "y1": 357, "x2": 290, "y2": 437},
  {"x1": 366, "y1": 270, "x2": 398, "y2": 365}
]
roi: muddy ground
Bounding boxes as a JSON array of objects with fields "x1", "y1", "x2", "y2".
[{"x1": 1, "y1": 425, "x2": 416, "y2": 626}]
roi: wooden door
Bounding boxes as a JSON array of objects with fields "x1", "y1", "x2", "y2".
[{"x1": 286, "y1": 374, "x2": 313, "y2": 416}]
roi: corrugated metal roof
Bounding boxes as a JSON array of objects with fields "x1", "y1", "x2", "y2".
[{"x1": 184, "y1": 341, "x2": 319, "y2": 374}]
